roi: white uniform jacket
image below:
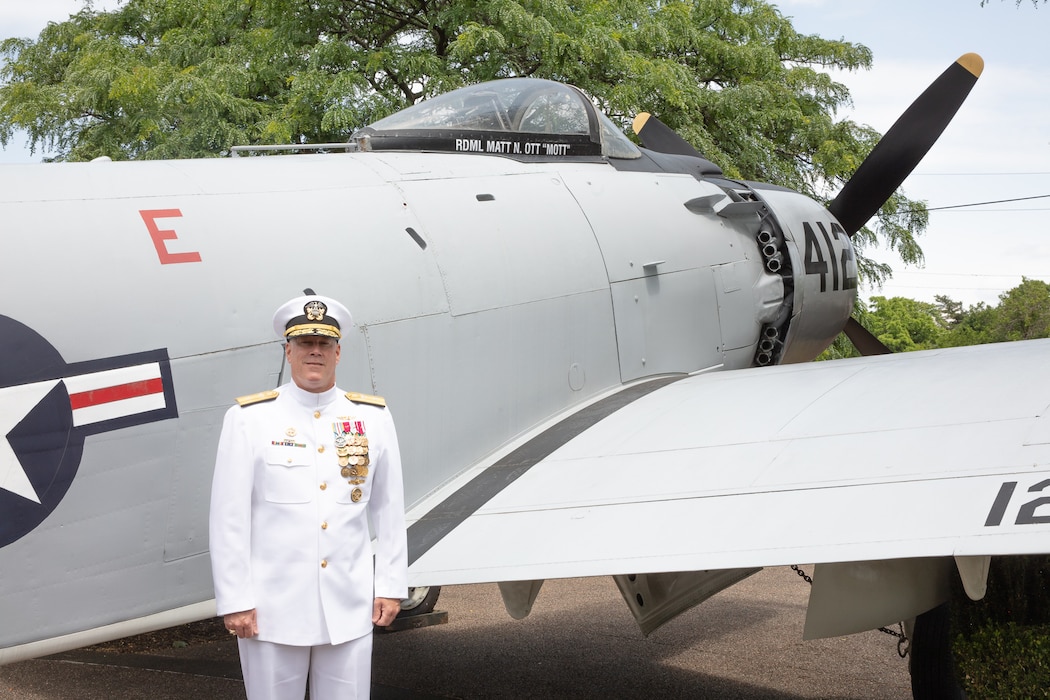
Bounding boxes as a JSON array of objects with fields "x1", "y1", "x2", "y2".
[{"x1": 209, "y1": 383, "x2": 408, "y2": 646}]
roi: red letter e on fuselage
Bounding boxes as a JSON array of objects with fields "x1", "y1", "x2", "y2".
[{"x1": 140, "y1": 209, "x2": 202, "y2": 264}]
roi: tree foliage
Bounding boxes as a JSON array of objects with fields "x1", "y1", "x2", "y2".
[
  {"x1": 865, "y1": 295, "x2": 946, "y2": 352},
  {"x1": 992, "y1": 277, "x2": 1050, "y2": 341},
  {"x1": 1, "y1": 0, "x2": 930, "y2": 282},
  {"x1": 0, "y1": 0, "x2": 292, "y2": 160},
  {"x1": 935, "y1": 299, "x2": 997, "y2": 348},
  {"x1": 819, "y1": 277, "x2": 1050, "y2": 360},
  {"x1": 937, "y1": 278, "x2": 1050, "y2": 346}
]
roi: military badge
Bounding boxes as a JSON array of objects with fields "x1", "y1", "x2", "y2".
[
  {"x1": 332, "y1": 419, "x2": 370, "y2": 490},
  {"x1": 305, "y1": 300, "x2": 327, "y2": 321}
]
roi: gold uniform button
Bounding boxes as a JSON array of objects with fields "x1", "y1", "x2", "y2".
[
  {"x1": 320, "y1": 482, "x2": 327, "y2": 491},
  {"x1": 321, "y1": 559, "x2": 328, "y2": 568},
  {"x1": 321, "y1": 522, "x2": 328, "y2": 530},
  {"x1": 314, "y1": 411, "x2": 321, "y2": 419},
  {"x1": 318, "y1": 445, "x2": 325, "y2": 454}
]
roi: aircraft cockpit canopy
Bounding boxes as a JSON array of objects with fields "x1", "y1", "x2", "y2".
[{"x1": 352, "y1": 79, "x2": 641, "y2": 160}]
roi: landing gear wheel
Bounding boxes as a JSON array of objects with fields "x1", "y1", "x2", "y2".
[
  {"x1": 909, "y1": 603, "x2": 965, "y2": 700},
  {"x1": 398, "y1": 586, "x2": 441, "y2": 617}
]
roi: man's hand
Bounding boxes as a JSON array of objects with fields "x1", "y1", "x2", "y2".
[
  {"x1": 223, "y1": 609, "x2": 258, "y2": 639},
  {"x1": 372, "y1": 597, "x2": 401, "y2": 627}
]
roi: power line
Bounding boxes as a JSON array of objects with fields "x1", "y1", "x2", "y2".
[
  {"x1": 925, "y1": 193, "x2": 1050, "y2": 212},
  {"x1": 912, "y1": 172, "x2": 1050, "y2": 177},
  {"x1": 863, "y1": 275, "x2": 1050, "y2": 296},
  {"x1": 927, "y1": 208, "x2": 1050, "y2": 213},
  {"x1": 869, "y1": 283, "x2": 1026, "y2": 291},
  {"x1": 885, "y1": 271, "x2": 1050, "y2": 279}
]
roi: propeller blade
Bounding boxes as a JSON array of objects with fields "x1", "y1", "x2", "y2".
[
  {"x1": 632, "y1": 112, "x2": 705, "y2": 159},
  {"x1": 843, "y1": 316, "x2": 892, "y2": 356},
  {"x1": 828, "y1": 53, "x2": 984, "y2": 236}
]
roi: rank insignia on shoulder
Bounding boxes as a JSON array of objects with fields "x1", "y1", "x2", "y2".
[
  {"x1": 236, "y1": 390, "x2": 279, "y2": 407},
  {"x1": 345, "y1": 392, "x2": 386, "y2": 408}
]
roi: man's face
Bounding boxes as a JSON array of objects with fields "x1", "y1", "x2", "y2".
[{"x1": 286, "y1": 336, "x2": 341, "y2": 393}]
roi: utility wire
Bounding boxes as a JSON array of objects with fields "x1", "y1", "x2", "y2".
[{"x1": 925, "y1": 193, "x2": 1050, "y2": 212}]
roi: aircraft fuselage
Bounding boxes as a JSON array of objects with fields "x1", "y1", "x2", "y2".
[{"x1": 0, "y1": 147, "x2": 855, "y2": 659}]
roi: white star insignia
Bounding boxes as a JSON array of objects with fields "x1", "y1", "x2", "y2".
[{"x1": 0, "y1": 380, "x2": 61, "y2": 504}]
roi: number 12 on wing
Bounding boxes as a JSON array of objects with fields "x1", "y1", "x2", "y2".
[{"x1": 985, "y1": 479, "x2": 1050, "y2": 526}]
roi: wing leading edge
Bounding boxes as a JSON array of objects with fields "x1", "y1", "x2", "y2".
[{"x1": 407, "y1": 339, "x2": 1050, "y2": 606}]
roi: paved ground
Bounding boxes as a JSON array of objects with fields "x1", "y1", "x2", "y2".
[{"x1": 0, "y1": 567, "x2": 913, "y2": 699}]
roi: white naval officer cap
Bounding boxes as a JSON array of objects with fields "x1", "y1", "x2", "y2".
[{"x1": 272, "y1": 291, "x2": 353, "y2": 340}]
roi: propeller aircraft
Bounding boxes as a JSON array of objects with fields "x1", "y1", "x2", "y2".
[{"x1": 2, "y1": 51, "x2": 1048, "y2": 696}]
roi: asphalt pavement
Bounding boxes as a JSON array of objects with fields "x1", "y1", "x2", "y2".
[{"x1": 0, "y1": 567, "x2": 912, "y2": 699}]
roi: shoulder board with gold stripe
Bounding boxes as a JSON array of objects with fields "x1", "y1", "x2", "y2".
[
  {"x1": 345, "y1": 392, "x2": 386, "y2": 408},
  {"x1": 236, "y1": 390, "x2": 279, "y2": 407}
]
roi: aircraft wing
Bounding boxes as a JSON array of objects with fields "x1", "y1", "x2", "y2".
[{"x1": 407, "y1": 339, "x2": 1050, "y2": 586}]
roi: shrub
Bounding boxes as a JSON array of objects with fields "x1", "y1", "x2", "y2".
[{"x1": 954, "y1": 622, "x2": 1050, "y2": 699}]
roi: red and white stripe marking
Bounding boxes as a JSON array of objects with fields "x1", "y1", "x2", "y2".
[{"x1": 64, "y1": 363, "x2": 168, "y2": 427}]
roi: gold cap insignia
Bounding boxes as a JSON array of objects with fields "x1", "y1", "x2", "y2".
[{"x1": 305, "y1": 300, "x2": 327, "y2": 321}]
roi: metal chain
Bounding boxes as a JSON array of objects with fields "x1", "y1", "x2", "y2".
[
  {"x1": 789, "y1": 565, "x2": 909, "y2": 658},
  {"x1": 790, "y1": 564, "x2": 813, "y2": 584}
]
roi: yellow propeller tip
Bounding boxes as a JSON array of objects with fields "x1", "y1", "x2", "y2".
[
  {"x1": 632, "y1": 113, "x2": 651, "y2": 136},
  {"x1": 957, "y1": 53, "x2": 984, "y2": 78}
]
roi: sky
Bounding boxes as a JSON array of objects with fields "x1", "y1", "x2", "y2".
[{"x1": 1, "y1": 0, "x2": 1048, "y2": 309}]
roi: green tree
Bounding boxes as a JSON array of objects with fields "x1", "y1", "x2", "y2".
[
  {"x1": 938, "y1": 300, "x2": 998, "y2": 347},
  {"x1": 865, "y1": 295, "x2": 946, "y2": 352},
  {"x1": 934, "y1": 294, "x2": 965, "y2": 327},
  {"x1": 992, "y1": 277, "x2": 1050, "y2": 341},
  {"x1": 0, "y1": 0, "x2": 297, "y2": 160},
  {"x1": 930, "y1": 280, "x2": 1050, "y2": 348},
  {"x1": 1, "y1": 0, "x2": 930, "y2": 282},
  {"x1": 818, "y1": 293, "x2": 953, "y2": 360}
]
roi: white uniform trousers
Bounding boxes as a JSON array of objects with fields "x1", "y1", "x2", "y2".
[{"x1": 237, "y1": 633, "x2": 373, "y2": 700}]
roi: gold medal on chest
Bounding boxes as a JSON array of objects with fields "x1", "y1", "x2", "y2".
[{"x1": 332, "y1": 420, "x2": 370, "y2": 484}]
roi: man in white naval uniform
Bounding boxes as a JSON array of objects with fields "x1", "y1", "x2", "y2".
[{"x1": 209, "y1": 293, "x2": 408, "y2": 700}]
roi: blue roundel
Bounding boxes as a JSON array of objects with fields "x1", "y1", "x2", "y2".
[{"x1": 0, "y1": 315, "x2": 84, "y2": 548}]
